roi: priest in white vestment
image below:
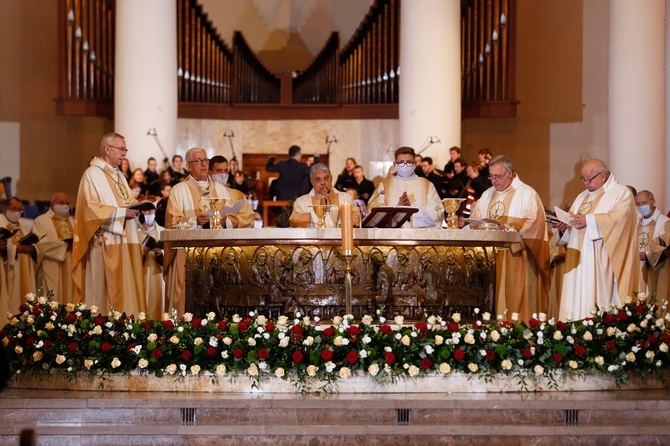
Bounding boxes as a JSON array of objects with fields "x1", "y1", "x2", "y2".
[
  {"x1": 635, "y1": 190, "x2": 670, "y2": 300},
  {"x1": 0, "y1": 197, "x2": 36, "y2": 317},
  {"x1": 72, "y1": 132, "x2": 147, "y2": 316},
  {"x1": 368, "y1": 147, "x2": 444, "y2": 228},
  {"x1": 33, "y1": 193, "x2": 75, "y2": 302},
  {"x1": 468, "y1": 156, "x2": 550, "y2": 322},
  {"x1": 290, "y1": 163, "x2": 360, "y2": 228},
  {"x1": 558, "y1": 159, "x2": 638, "y2": 321},
  {"x1": 165, "y1": 148, "x2": 255, "y2": 314}
]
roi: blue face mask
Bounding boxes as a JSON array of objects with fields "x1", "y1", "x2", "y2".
[{"x1": 637, "y1": 205, "x2": 651, "y2": 218}]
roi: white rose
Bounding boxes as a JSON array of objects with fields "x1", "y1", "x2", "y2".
[
  {"x1": 511, "y1": 313, "x2": 519, "y2": 322},
  {"x1": 50, "y1": 301, "x2": 60, "y2": 311},
  {"x1": 248, "y1": 337, "x2": 257, "y2": 347},
  {"x1": 306, "y1": 365, "x2": 318, "y2": 377},
  {"x1": 368, "y1": 364, "x2": 380, "y2": 376},
  {"x1": 169, "y1": 336, "x2": 180, "y2": 345},
  {"x1": 332, "y1": 316, "x2": 343, "y2": 326},
  {"x1": 339, "y1": 367, "x2": 351, "y2": 378},
  {"x1": 606, "y1": 327, "x2": 617, "y2": 337},
  {"x1": 659, "y1": 343, "x2": 669, "y2": 353},
  {"x1": 439, "y1": 363, "x2": 451, "y2": 374},
  {"x1": 394, "y1": 315, "x2": 404, "y2": 326},
  {"x1": 408, "y1": 365, "x2": 420, "y2": 377},
  {"x1": 165, "y1": 364, "x2": 177, "y2": 375},
  {"x1": 215, "y1": 364, "x2": 227, "y2": 376},
  {"x1": 256, "y1": 315, "x2": 267, "y2": 326},
  {"x1": 646, "y1": 351, "x2": 655, "y2": 360},
  {"x1": 362, "y1": 315, "x2": 373, "y2": 326},
  {"x1": 247, "y1": 363, "x2": 258, "y2": 376},
  {"x1": 534, "y1": 365, "x2": 544, "y2": 375},
  {"x1": 183, "y1": 313, "x2": 193, "y2": 322},
  {"x1": 161, "y1": 313, "x2": 171, "y2": 321},
  {"x1": 138, "y1": 358, "x2": 149, "y2": 369},
  {"x1": 401, "y1": 335, "x2": 411, "y2": 346},
  {"x1": 640, "y1": 320, "x2": 648, "y2": 328},
  {"x1": 84, "y1": 359, "x2": 94, "y2": 370},
  {"x1": 148, "y1": 333, "x2": 158, "y2": 342},
  {"x1": 482, "y1": 312, "x2": 491, "y2": 322},
  {"x1": 190, "y1": 365, "x2": 201, "y2": 375},
  {"x1": 594, "y1": 356, "x2": 604, "y2": 365},
  {"x1": 334, "y1": 336, "x2": 344, "y2": 347},
  {"x1": 274, "y1": 367, "x2": 285, "y2": 378},
  {"x1": 427, "y1": 315, "x2": 437, "y2": 325},
  {"x1": 452, "y1": 313, "x2": 461, "y2": 323},
  {"x1": 583, "y1": 331, "x2": 593, "y2": 342},
  {"x1": 279, "y1": 337, "x2": 290, "y2": 348},
  {"x1": 303, "y1": 316, "x2": 311, "y2": 325},
  {"x1": 111, "y1": 357, "x2": 121, "y2": 368},
  {"x1": 467, "y1": 363, "x2": 478, "y2": 373},
  {"x1": 137, "y1": 312, "x2": 146, "y2": 321},
  {"x1": 501, "y1": 359, "x2": 512, "y2": 371},
  {"x1": 490, "y1": 330, "x2": 501, "y2": 342},
  {"x1": 362, "y1": 335, "x2": 372, "y2": 344},
  {"x1": 66, "y1": 303, "x2": 75, "y2": 312},
  {"x1": 656, "y1": 319, "x2": 665, "y2": 329},
  {"x1": 553, "y1": 331, "x2": 564, "y2": 341},
  {"x1": 303, "y1": 336, "x2": 314, "y2": 346},
  {"x1": 32, "y1": 351, "x2": 43, "y2": 362},
  {"x1": 637, "y1": 292, "x2": 648, "y2": 302},
  {"x1": 569, "y1": 360, "x2": 578, "y2": 369},
  {"x1": 464, "y1": 333, "x2": 475, "y2": 345},
  {"x1": 627, "y1": 324, "x2": 637, "y2": 333},
  {"x1": 434, "y1": 335, "x2": 444, "y2": 346},
  {"x1": 56, "y1": 354, "x2": 66, "y2": 364},
  {"x1": 625, "y1": 352, "x2": 636, "y2": 362},
  {"x1": 193, "y1": 337, "x2": 204, "y2": 346},
  {"x1": 538, "y1": 313, "x2": 547, "y2": 322},
  {"x1": 277, "y1": 316, "x2": 289, "y2": 326},
  {"x1": 113, "y1": 311, "x2": 122, "y2": 321}
]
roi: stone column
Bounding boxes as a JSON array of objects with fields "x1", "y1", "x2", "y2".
[
  {"x1": 609, "y1": 0, "x2": 665, "y2": 205},
  {"x1": 115, "y1": 0, "x2": 178, "y2": 171},
  {"x1": 398, "y1": 0, "x2": 460, "y2": 168},
  {"x1": 665, "y1": 0, "x2": 670, "y2": 211}
]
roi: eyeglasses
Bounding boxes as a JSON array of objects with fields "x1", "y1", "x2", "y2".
[
  {"x1": 189, "y1": 158, "x2": 210, "y2": 166},
  {"x1": 488, "y1": 170, "x2": 510, "y2": 181},
  {"x1": 108, "y1": 144, "x2": 128, "y2": 154},
  {"x1": 580, "y1": 172, "x2": 603, "y2": 184},
  {"x1": 395, "y1": 162, "x2": 413, "y2": 168}
]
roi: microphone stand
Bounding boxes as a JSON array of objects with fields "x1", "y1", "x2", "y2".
[
  {"x1": 224, "y1": 130, "x2": 236, "y2": 161},
  {"x1": 416, "y1": 135, "x2": 441, "y2": 156},
  {"x1": 146, "y1": 128, "x2": 170, "y2": 169}
]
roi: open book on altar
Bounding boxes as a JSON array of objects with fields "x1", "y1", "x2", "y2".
[{"x1": 361, "y1": 206, "x2": 419, "y2": 228}]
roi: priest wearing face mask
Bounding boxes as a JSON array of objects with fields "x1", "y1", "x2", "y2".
[
  {"x1": 634, "y1": 190, "x2": 670, "y2": 300},
  {"x1": 367, "y1": 147, "x2": 444, "y2": 228},
  {"x1": 0, "y1": 197, "x2": 37, "y2": 318},
  {"x1": 165, "y1": 148, "x2": 254, "y2": 314},
  {"x1": 32, "y1": 192, "x2": 75, "y2": 302}
]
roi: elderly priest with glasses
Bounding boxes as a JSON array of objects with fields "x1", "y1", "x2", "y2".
[{"x1": 164, "y1": 147, "x2": 255, "y2": 314}]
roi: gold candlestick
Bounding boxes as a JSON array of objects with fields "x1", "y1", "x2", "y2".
[{"x1": 344, "y1": 254, "x2": 353, "y2": 315}]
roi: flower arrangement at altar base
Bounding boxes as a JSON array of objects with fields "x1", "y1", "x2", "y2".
[{"x1": 2, "y1": 291, "x2": 670, "y2": 391}]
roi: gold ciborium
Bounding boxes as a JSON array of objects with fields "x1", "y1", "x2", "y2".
[
  {"x1": 442, "y1": 198, "x2": 465, "y2": 229},
  {"x1": 206, "y1": 198, "x2": 227, "y2": 229},
  {"x1": 310, "y1": 205, "x2": 331, "y2": 228}
]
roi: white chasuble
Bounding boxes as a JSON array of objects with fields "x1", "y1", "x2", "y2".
[
  {"x1": 368, "y1": 176, "x2": 443, "y2": 228},
  {"x1": 33, "y1": 209, "x2": 75, "y2": 302},
  {"x1": 0, "y1": 215, "x2": 36, "y2": 317}
]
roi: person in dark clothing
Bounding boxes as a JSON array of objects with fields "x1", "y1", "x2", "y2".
[
  {"x1": 442, "y1": 146, "x2": 463, "y2": 180},
  {"x1": 231, "y1": 171, "x2": 250, "y2": 195},
  {"x1": 335, "y1": 157, "x2": 357, "y2": 191},
  {"x1": 421, "y1": 157, "x2": 446, "y2": 199},
  {"x1": 465, "y1": 162, "x2": 492, "y2": 198},
  {"x1": 351, "y1": 165, "x2": 375, "y2": 204},
  {"x1": 266, "y1": 145, "x2": 316, "y2": 200},
  {"x1": 445, "y1": 157, "x2": 470, "y2": 198},
  {"x1": 414, "y1": 154, "x2": 424, "y2": 177},
  {"x1": 154, "y1": 182, "x2": 172, "y2": 227},
  {"x1": 144, "y1": 157, "x2": 160, "y2": 189}
]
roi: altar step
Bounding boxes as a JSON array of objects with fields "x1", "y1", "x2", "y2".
[{"x1": 1, "y1": 388, "x2": 670, "y2": 445}]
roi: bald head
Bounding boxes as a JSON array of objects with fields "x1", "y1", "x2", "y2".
[
  {"x1": 580, "y1": 159, "x2": 610, "y2": 192},
  {"x1": 582, "y1": 159, "x2": 608, "y2": 173}
]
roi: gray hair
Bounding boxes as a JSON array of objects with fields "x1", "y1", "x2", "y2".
[
  {"x1": 99, "y1": 132, "x2": 124, "y2": 154},
  {"x1": 636, "y1": 190, "x2": 654, "y2": 201},
  {"x1": 185, "y1": 147, "x2": 206, "y2": 163},
  {"x1": 489, "y1": 155, "x2": 514, "y2": 173},
  {"x1": 310, "y1": 163, "x2": 331, "y2": 179}
]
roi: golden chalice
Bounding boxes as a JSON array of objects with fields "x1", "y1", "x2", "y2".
[
  {"x1": 310, "y1": 205, "x2": 331, "y2": 228},
  {"x1": 206, "y1": 198, "x2": 227, "y2": 229},
  {"x1": 442, "y1": 198, "x2": 465, "y2": 229}
]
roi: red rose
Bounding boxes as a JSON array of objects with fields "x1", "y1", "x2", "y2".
[
  {"x1": 19, "y1": 303, "x2": 28, "y2": 312},
  {"x1": 473, "y1": 320, "x2": 482, "y2": 328},
  {"x1": 415, "y1": 321, "x2": 428, "y2": 333},
  {"x1": 420, "y1": 357, "x2": 433, "y2": 369},
  {"x1": 26, "y1": 337, "x2": 35, "y2": 346},
  {"x1": 636, "y1": 304, "x2": 647, "y2": 314},
  {"x1": 574, "y1": 345, "x2": 586, "y2": 356},
  {"x1": 485, "y1": 350, "x2": 495, "y2": 361},
  {"x1": 31, "y1": 305, "x2": 42, "y2": 315},
  {"x1": 126, "y1": 343, "x2": 136, "y2": 352},
  {"x1": 291, "y1": 325, "x2": 304, "y2": 335},
  {"x1": 217, "y1": 320, "x2": 228, "y2": 330},
  {"x1": 43, "y1": 340, "x2": 52, "y2": 349},
  {"x1": 292, "y1": 350, "x2": 304, "y2": 363},
  {"x1": 68, "y1": 342, "x2": 78, "y2": 353},
  {"x1": 265, "y1": 322, "x2": 275, "y2": 332},
  {"x1": 345, "y1": 351, "x2": 358, "y2": 364},
  {"x1": 528, "y1": 318, "x2": 540, "y2": 328},
  {"x1": 141, "y1": 321, "x2": 151, "y2": 330},
  {"x1": 66, "y1": 313, "x2": 77, "y2": 323},
  {"x1": 163, "y1": 320, "x2": 174, "y2": 329},
  {"x1": 101, "y1": 342, "x2": 112, "y2": 353},
  {"x1": 258, "y1": 347, "x2": 269, "y2": 360},
  {"x1": 606, "y1": 341, "x2": 616, "y2": 351},
  {"x1": 448, "y1": 323, "x2": 459, "y2": 333},
  {"x1": 233, "y1": 348, "x2": 244, "y2": 359},
  {"x1": 238, "y1": 320, "x2": 249, "y2": 331},
  {"x1": 453, "y1": 349, "x2": 465, "y2": 361},
  {"x1": 347, "y1": 326, "x2": 361, "y2": 336},
  {"x1": 604, "y1": 314, "x2": 616, "y2": 325},
  {"x1": 94, "y1": 316, "x2": 105, "y2": 326},
  {"x1": 556, "y1": 321, "x2": 567, "y2": 331},
  {"x1": 617, "y1": 311, "x2": 629, "y2": 321},
  {"x1": 322, "y1": 326, "x2": 336, "y2": 337},
  {"x1": 321, "y1": 349, "x2": 333, "y2": 361},
  {"x1": 181, "y1": 350, "x2": 193, "y2": 361},
  {"x1": 385, "y1": 352, "x2": 396, "y2": 365},
  {"x1": 380, "y1": 324, "x2": 392, "y2": 334},
  {"x1": 663, "y1": 332, "x2": 670, "y2": 344},
  {"x1": 648, "y1": 335, "x2": 659, "y2": 345},
  {"x1": 151, "y1": 349, "x2": 162, "y2": 360},
  {"x1": 522, "y1": 348, "x2": 532, "y2": 359},
  {"x1": 553, "y1": 353, "x2": 563, "y2": 362},
  {"x1": 206, "y1": 347, "x2": 217, "y2": 357}
]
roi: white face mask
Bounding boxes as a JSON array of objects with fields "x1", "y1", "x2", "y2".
[
  {"x1": 53, "y1": 204, "x2": 70, "y2": 218},
  {"x1": 143, "y1": 214, "x2": 156, "y2": 226},
  {"x1": 637, "y1": 205, "x2": 652, "y2": 218},
  {"x1": 395, "y1": 163, "x2": 416, "y2": 179},
  {"x1": 212, "y1": 173, "x2": 229, "y2": 186},
  {"x1": 5, "y1": 210, "x2": 21, "y2": 224}
]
